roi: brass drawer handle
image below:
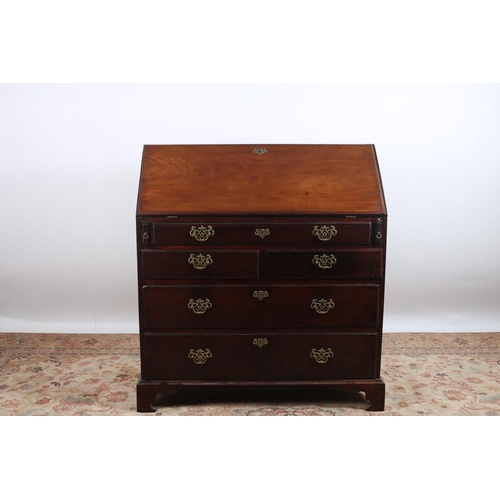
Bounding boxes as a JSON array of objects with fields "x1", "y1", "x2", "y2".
[
  {"x1": 310, "y1": 298, "x2": 335, "y2": 314},
  {"x1": 312, "y1": 225, "x2": 337, "y2": 241},
  {"x1": 253, "y1": 338, "x2": 268, "y2": 348},
  {"x1": 188, "y1": 348, "x2": 212, "y2": 364},
  {"x1": 310, "y1": 348, "x2": 334, "y2": 364},
  {"x1": 255, "y1": 228, "x2": 270, "y2": 239},
  {"x1": 312, "y1": 253, "x2": 337, "y2": 269},
  {"x1": 187, "y1": 298, "x2": 213, "y2": 314},
  {"x1": 253, "y1": 290, "x2": 269, "y2": 301},
  {"x1": 189, "y1": 225, "x2": 215, "y2": 242},
  {"x1": 188, "y1": 253, "x2": 213, "y2": 270}
]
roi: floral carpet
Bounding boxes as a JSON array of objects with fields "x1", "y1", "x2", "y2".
[{"x1": 1, "y1": 332, "x2": 499, "y2": 416}]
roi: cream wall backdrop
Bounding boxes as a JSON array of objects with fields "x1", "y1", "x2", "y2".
[{"x1": 1, "y1": 84, "x2": 499, "y2": 333}]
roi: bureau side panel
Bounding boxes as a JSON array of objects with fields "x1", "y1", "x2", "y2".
[
  {"x1": 375, "y1": 215, "x2": 388, "y2": 376},
  {"x1": 136, "y1": 217, "x2": 150, "y2": 380}
]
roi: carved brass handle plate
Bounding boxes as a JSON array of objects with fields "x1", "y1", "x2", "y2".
[
  {"x1": 189, "y1": 225, "x2": 215, "y2": 242},
  {"x1": 312, "y1": 225, "x2": 337, "y2": 241},
  {"x1": 253, "y1": 290, "x2": 269, "y2": 301},
  {"x1": 310, "y1": 348, "x2": 334, "y2": 364},
  {"x1": 187, "y1": 298, "x2": 213, "y2": 314},
  {"x1": 253, "y1": 338, "x2": 268, "y2": 348},
  {"x1": 188, "y1": 348, "x2": 212, "y2": 364},
  {"x1": 311, "y1": 298, "x2": 335, "y2": 314},
  {"x1": 253, "y1": 148, "x2": 267, "y2": 155},
  {"x1": 188, "y1": 253, "x2": 213, "y2": 270},
  {"x1": 255, "y1": 228, "x2": 270, "y2": 239},
  {"x1": 312, "y1": 254, "x2": 337, "y2": 270}
]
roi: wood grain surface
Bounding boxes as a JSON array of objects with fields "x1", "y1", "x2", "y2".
[{"x1": 137, "y1": 145, "x2": 387, "y2": 215}]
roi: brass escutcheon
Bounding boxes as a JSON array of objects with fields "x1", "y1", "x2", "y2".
[
  {"x1": 187, "y1": 298, "x2": 213, "y2": 315},
  {"x1": 310, "y1": 348, "x2": 334, "y2": 364},
  {"x1": 188, "y1": 348, "x2": 213, "y2": 364},
  {"x1": 312, "y1": 253, "x2": 337, "y2": 270},
  {"x1": 312, "y1": 225, "x2": 337, "y2": 241},
  {"x1": 255, "y1": 228, "x2": 270, "y2": 239},
  {"x1": 253, "y1": 148, "x2": 267, "y2": 155},
  {"x1": 310, "y1": 298, "x2": 335, "y2": 314},
  {"x1": 188, "y1": 253, "x2": 213, "y2": 270},
  {"x1": 189, "y1": 225, "x2": 215, "y2": 242},
  {"x1": 253, "y1": 338, "x2": 268, "y2": 348},
  {"x1": 253, "y1": 290, "x2": 269, "y2": 301}
]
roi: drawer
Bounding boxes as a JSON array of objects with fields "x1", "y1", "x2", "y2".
[
  {"x1": 142, "y1": 249, "x2": 259, "y2": 280},
  {"x1": 142, "y1": 284, "x2": 379, "y2": 329},
  {"x1": 151, "y1": 221, "x2": 372, "y2": 246},
  {"x1": 143, "y1": 332, "x2": 378, "y2": 380},
  {"x1": 266, "y1": 248, "x2": 382, "y2": 279}
]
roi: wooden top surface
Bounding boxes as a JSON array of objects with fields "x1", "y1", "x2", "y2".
[{"x1": 137, "y1": 145, "x2": 387, "y2": 216}]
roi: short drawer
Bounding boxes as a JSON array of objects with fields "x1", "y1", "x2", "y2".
[
  {"x1": 151, "y1": 221, "x2": 372, "y2": 246},
  {"x1": 141, "y1": 249, "x2": 259, "y2": 280},
  {"x1": 143, "y1": 332, "x2": 378, "y2": 381},
  {"x1": 142, "y1": 284, "x2": 379, "y2": 329},
  {"x1": 266, "y1": 248, "x2": 382, "y2": 279}
]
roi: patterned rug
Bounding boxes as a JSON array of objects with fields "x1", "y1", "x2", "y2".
[{"x1": 1, "y1": 332, "x2": 499, "y2": 416}]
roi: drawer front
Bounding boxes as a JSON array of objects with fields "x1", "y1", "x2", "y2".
[
  {"x1": 151, "y1": 221, "x2": 372, "y2": 246},
  {"x1": 142, "y1": 284, "x2": 379, "y2": 329},
  {"x1": 142, "y1": 249, "x2": 259, "y2": 280},
  {"x1": 266, "y1": 248, "x2": 382, "y2": 279},
  {"x1": 143, "y1": 333, "x2": 377, "y2": 380}
]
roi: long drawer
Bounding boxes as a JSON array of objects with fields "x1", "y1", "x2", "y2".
[
  {"x1": 142, "y1": 284, "x2": 380, "y2": 329},
  {"x1": 143, "y1": 332, "x2": 378, "y2": 380},
  {"x1": 151, "y1": 221, "x2": 372, "y2": 246}
]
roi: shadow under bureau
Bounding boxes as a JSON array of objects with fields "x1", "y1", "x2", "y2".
[{"x1": 136, "y1": 145, "x2": 388, "y2": 411}]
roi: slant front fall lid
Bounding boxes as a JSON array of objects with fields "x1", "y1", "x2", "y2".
[{"x1": 137, "y1": 145, "x2": 387, "y2": 216}]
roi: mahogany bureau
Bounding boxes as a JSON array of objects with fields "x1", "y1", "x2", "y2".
[{"x1": 136, "y1": 144, "x2": 387, "y2": 412}]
